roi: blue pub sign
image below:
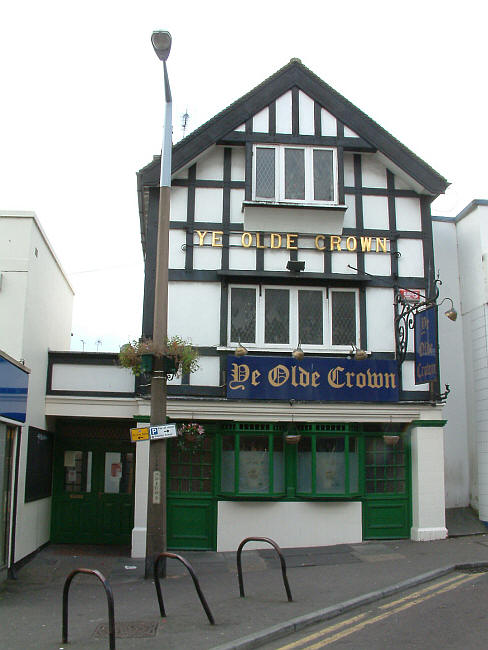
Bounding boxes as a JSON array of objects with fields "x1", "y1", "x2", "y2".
[
  {"x1": 414, "y1": 307, "x2": 438, "y2": 384},
  {"x1": 226, "y1": 356, "x2": 399, "y2": 402}
]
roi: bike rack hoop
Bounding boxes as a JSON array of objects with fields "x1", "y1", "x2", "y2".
[
  {"x1": 237, "y1": 537, "x2": 293, "y2": 602},
  {"x1": 154, "y1": 552, "x2": 215, "y2": 625},
  {"x1": 62, "y1": 568, "x2": 115, "y2": 650}
]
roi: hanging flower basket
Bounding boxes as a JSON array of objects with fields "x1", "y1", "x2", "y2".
[
  {"x1": 177, "y1": 423, "x2": 206, "y2": 453},
  {"x1": 118, "y1": 336, "x2": 199, "y2": 377}
]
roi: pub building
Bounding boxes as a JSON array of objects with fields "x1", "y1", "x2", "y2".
[{"x1": 129, "y1": 59, "x2": 450, "y2": 555}]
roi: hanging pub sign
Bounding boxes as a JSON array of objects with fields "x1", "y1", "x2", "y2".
[
  {"x1": 414, "y1": 307, "x2": 438, "y2": 384},
  {"x1": 226, "y1": 356, "x2": 399, "y2": 402}
]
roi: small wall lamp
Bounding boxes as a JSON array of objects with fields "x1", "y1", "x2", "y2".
[
  {"x1": 439, "y1": 297, "x2": 458, "y2": 321},
  {"x1": 292, "y1": 343, "x2": 304, "y2": 360},
  {"x1": 349, "y1": 343, "x2": 368, "y2": 361},
  {"x1": 235, "y1": 342, "x2": 248, "y2": 356}
]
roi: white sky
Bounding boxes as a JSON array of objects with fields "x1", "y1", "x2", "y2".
[{"x1": 1, "y1": 1, "x2": 486, "y2": 352}]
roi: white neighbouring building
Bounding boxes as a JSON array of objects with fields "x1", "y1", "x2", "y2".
[
  {"x1": 45, "y1": 60, "x2": 453, "y2": 555},
  {"x1": 0, "y1": 211, "x2": 73, "y2": 581},
  {"x1": 433, "y1": 200, "x2": 488, "y2": 526}
]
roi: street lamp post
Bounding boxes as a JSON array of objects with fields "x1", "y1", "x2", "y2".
[{"x1": 145, "y1": 30, "x2": 172, "y2": 579}]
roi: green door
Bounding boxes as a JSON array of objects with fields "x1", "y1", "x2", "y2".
[
  {"x1": 51, "y1": 440, "x2": 135, "y2": 544},
  {"x1": 167, "y1": 435, "x2": 216, "y2": 550},
  {"x1": 362, "y1": 435, "x2": 411, "y2": 539}
]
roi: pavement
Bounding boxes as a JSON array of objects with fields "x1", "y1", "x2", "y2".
[{"x1": 1, "y1": 508, "x2": 488, "y2": 650}]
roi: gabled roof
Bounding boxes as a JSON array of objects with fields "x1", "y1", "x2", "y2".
[{"x1": 138, "y1": 59, "x2": 449, "y2": 195}]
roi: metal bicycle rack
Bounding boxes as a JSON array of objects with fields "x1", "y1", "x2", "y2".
[
  {"x1": 237, "y1": 536, "x2": 293, "y2": 602},
  {"x1": 62, "y1": 568, "x2": 115, "y2": 650},
  {"x1": 154, "y1": 552, "x2": 216, "y2": 625}
]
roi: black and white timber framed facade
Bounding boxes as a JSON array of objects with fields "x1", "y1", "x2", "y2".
[{"x1": 132, "y1": 60, "x2": 450, "y2": 553}]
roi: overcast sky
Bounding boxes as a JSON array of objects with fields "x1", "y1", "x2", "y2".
[{"x1": 1, "y1": 1, "x2": 486, "y2": 352}]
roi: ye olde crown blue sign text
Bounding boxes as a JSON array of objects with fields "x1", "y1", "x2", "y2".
[{"x1": 226, "y1": 356, "x2": 399, "y2": 402}]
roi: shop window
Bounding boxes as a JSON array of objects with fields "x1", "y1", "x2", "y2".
[
  {"x1": 229, "y1": 285, "x2": 358, "y2": 349},
  {"x1": 296, "y1": 434, "x2": 359, "y2": 497},
  {"x1": 253, "y1": 145, "x2": 337, "y2": 204},
  {"x1": 220, "y1": 434, "x2": 285, "y2": 497}
]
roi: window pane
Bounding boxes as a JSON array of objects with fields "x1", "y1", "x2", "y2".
[
  {"x1": 239, "y1": 436, "x2": 269, "y2": 493},
  {"x1": 299, "y1": 290, "x2": 323, "y2": 344},
  {"x1": 265, "y1": 289, "x2": 289, "y2": 343},
  {"x1": 64, "y1": 450, "x2": 92, "y2": 493},
  {"x1": 316, "y1": 437, "x2": 345, "y2": 493},
  {"x1": 297, "y1": 436, "x2": 312, "y2": 493},
  {"x1": 365, "y1": 437, "x2": 406, "y2": 495},
  {"x1": 331, "y1": 291, "x2": 356, "y2": 345},
  {"x1": 231, "y1": 288, "x2": 256, "y2": 343},
  {"x1": 104, "y1": 451, "x2": 134, "y2": 494},
  {"x1": 349, "y1": 438, "x2": 359, "y2": 492},
  {"x1": 255, "y1": 147, "x2": 275, "y2": 199},
  {"x1": 273, "y1": 437, "x2": 285, "y2": 492},
  {"x1": 284, "y1": 148, "x2": 305, "y2": 200},
  {"x1": 221, "y1": 436, "x2": 235, "y2": 492},
  {"x1": 313, "y1": 149, "x2": 334, "y2": 201}
]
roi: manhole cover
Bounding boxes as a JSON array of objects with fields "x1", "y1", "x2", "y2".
[{"x1": 93, "y1": 620, "x2": 159, "y2": 638}]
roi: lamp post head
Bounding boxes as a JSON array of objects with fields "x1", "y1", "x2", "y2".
[{"x1": 151, "y1": 31, "x2": 172, "y2": 61}]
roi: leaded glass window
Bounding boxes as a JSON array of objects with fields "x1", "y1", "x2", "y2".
[
  {"x1": 299, "y1": 290, "x2": 323, "y2": 344},
  {"x1": 331, "y1": 291, "x2": 357, "y2": 345},
  {"x1": 231, "y1": 287, "x2": 256, "y2": 343},
  {"x1": 313, "y1": 149, "x2": 334, "y2": 201},
  {"x1": 253, "y1": 144, "x2": 337, "y2": 204},
  {"x1": 284, "y1": 148, "x2": 305, "y2": 200},
  {"x1": 265, "y1": 289, "x2": 289, "y2": 344},
  {"x1": 255, "y1": 147, "x2": 276, "y2": 199},
  {"x1": 229, "y1": 285, "x2": 358, "y2": 349}
]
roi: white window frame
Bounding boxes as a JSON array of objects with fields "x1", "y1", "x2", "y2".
[
  {"x1": 228, "y1": 285, "x2": 358, "y2": 352},
  {"x1": 252, "y1": 144, "x2": 338, "y2": 205}
]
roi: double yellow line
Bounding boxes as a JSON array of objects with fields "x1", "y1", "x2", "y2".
[{"x1": 276, "y1": 572, "x2": 484, "y2": 649}]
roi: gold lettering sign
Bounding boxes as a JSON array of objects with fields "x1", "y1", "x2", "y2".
[
  {"x1": 229, "y1": 363, "x2": 249, "y2": 390},
  {"x1": 286, "y1": 234, "x2": 298, "y2": 250},
  {"x1": 211, "y1": 231, "x2": 223, "y2": 247},
  {"x1": 327, "y1": 366, "x2": 397, "y2": 390},
  {"x1": 195, "y1": 231, "x2": 390, "y2": 253},
  {"x1": 268, "y1": 364, "x2": 289, "y2": 387},
  {"x1": 270, "y1": 233, "x2": 282, "y2": 249}
]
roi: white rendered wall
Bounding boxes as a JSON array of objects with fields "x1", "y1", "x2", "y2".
[
  {"x1": 365, "y1": 288, "x2": 395, "y2": 351},
  {"x1": 452, "y1": 204, "x2": 488, "y2": 519},
  {"x1": 432, "y1": 219, "x2": 469, "y2": 507},
  {"x1": 0, "y1": 213, "x2": 73, "y2": 563},
  {"x1": 189, "y1": 356, "x2": 221, "y2": 387},
  {"x1": 51, "y1": 364, "x2": 135, "y2": 393},
  {"x1": 217, "y1": 501, "x2": 362, "y2": 551},
  {"x1": 168, "y1": 281, "x2": 221, "y2": 346},
  {"x1": 410, "y1": 424, "x2": 448, "y2": 541}
]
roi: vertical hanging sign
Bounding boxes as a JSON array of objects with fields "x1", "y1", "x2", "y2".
[{"x1": 414, "y1": 307, "x2": 438, "y2": 384}]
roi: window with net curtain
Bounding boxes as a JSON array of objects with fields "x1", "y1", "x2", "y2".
[{"x1": 229, "y1": 286, "x2": 358, "y2": 347}]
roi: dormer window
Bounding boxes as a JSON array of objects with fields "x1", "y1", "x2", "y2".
[{"x1": 253, "y1": 144, "x2": 337, "y2": 205}]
